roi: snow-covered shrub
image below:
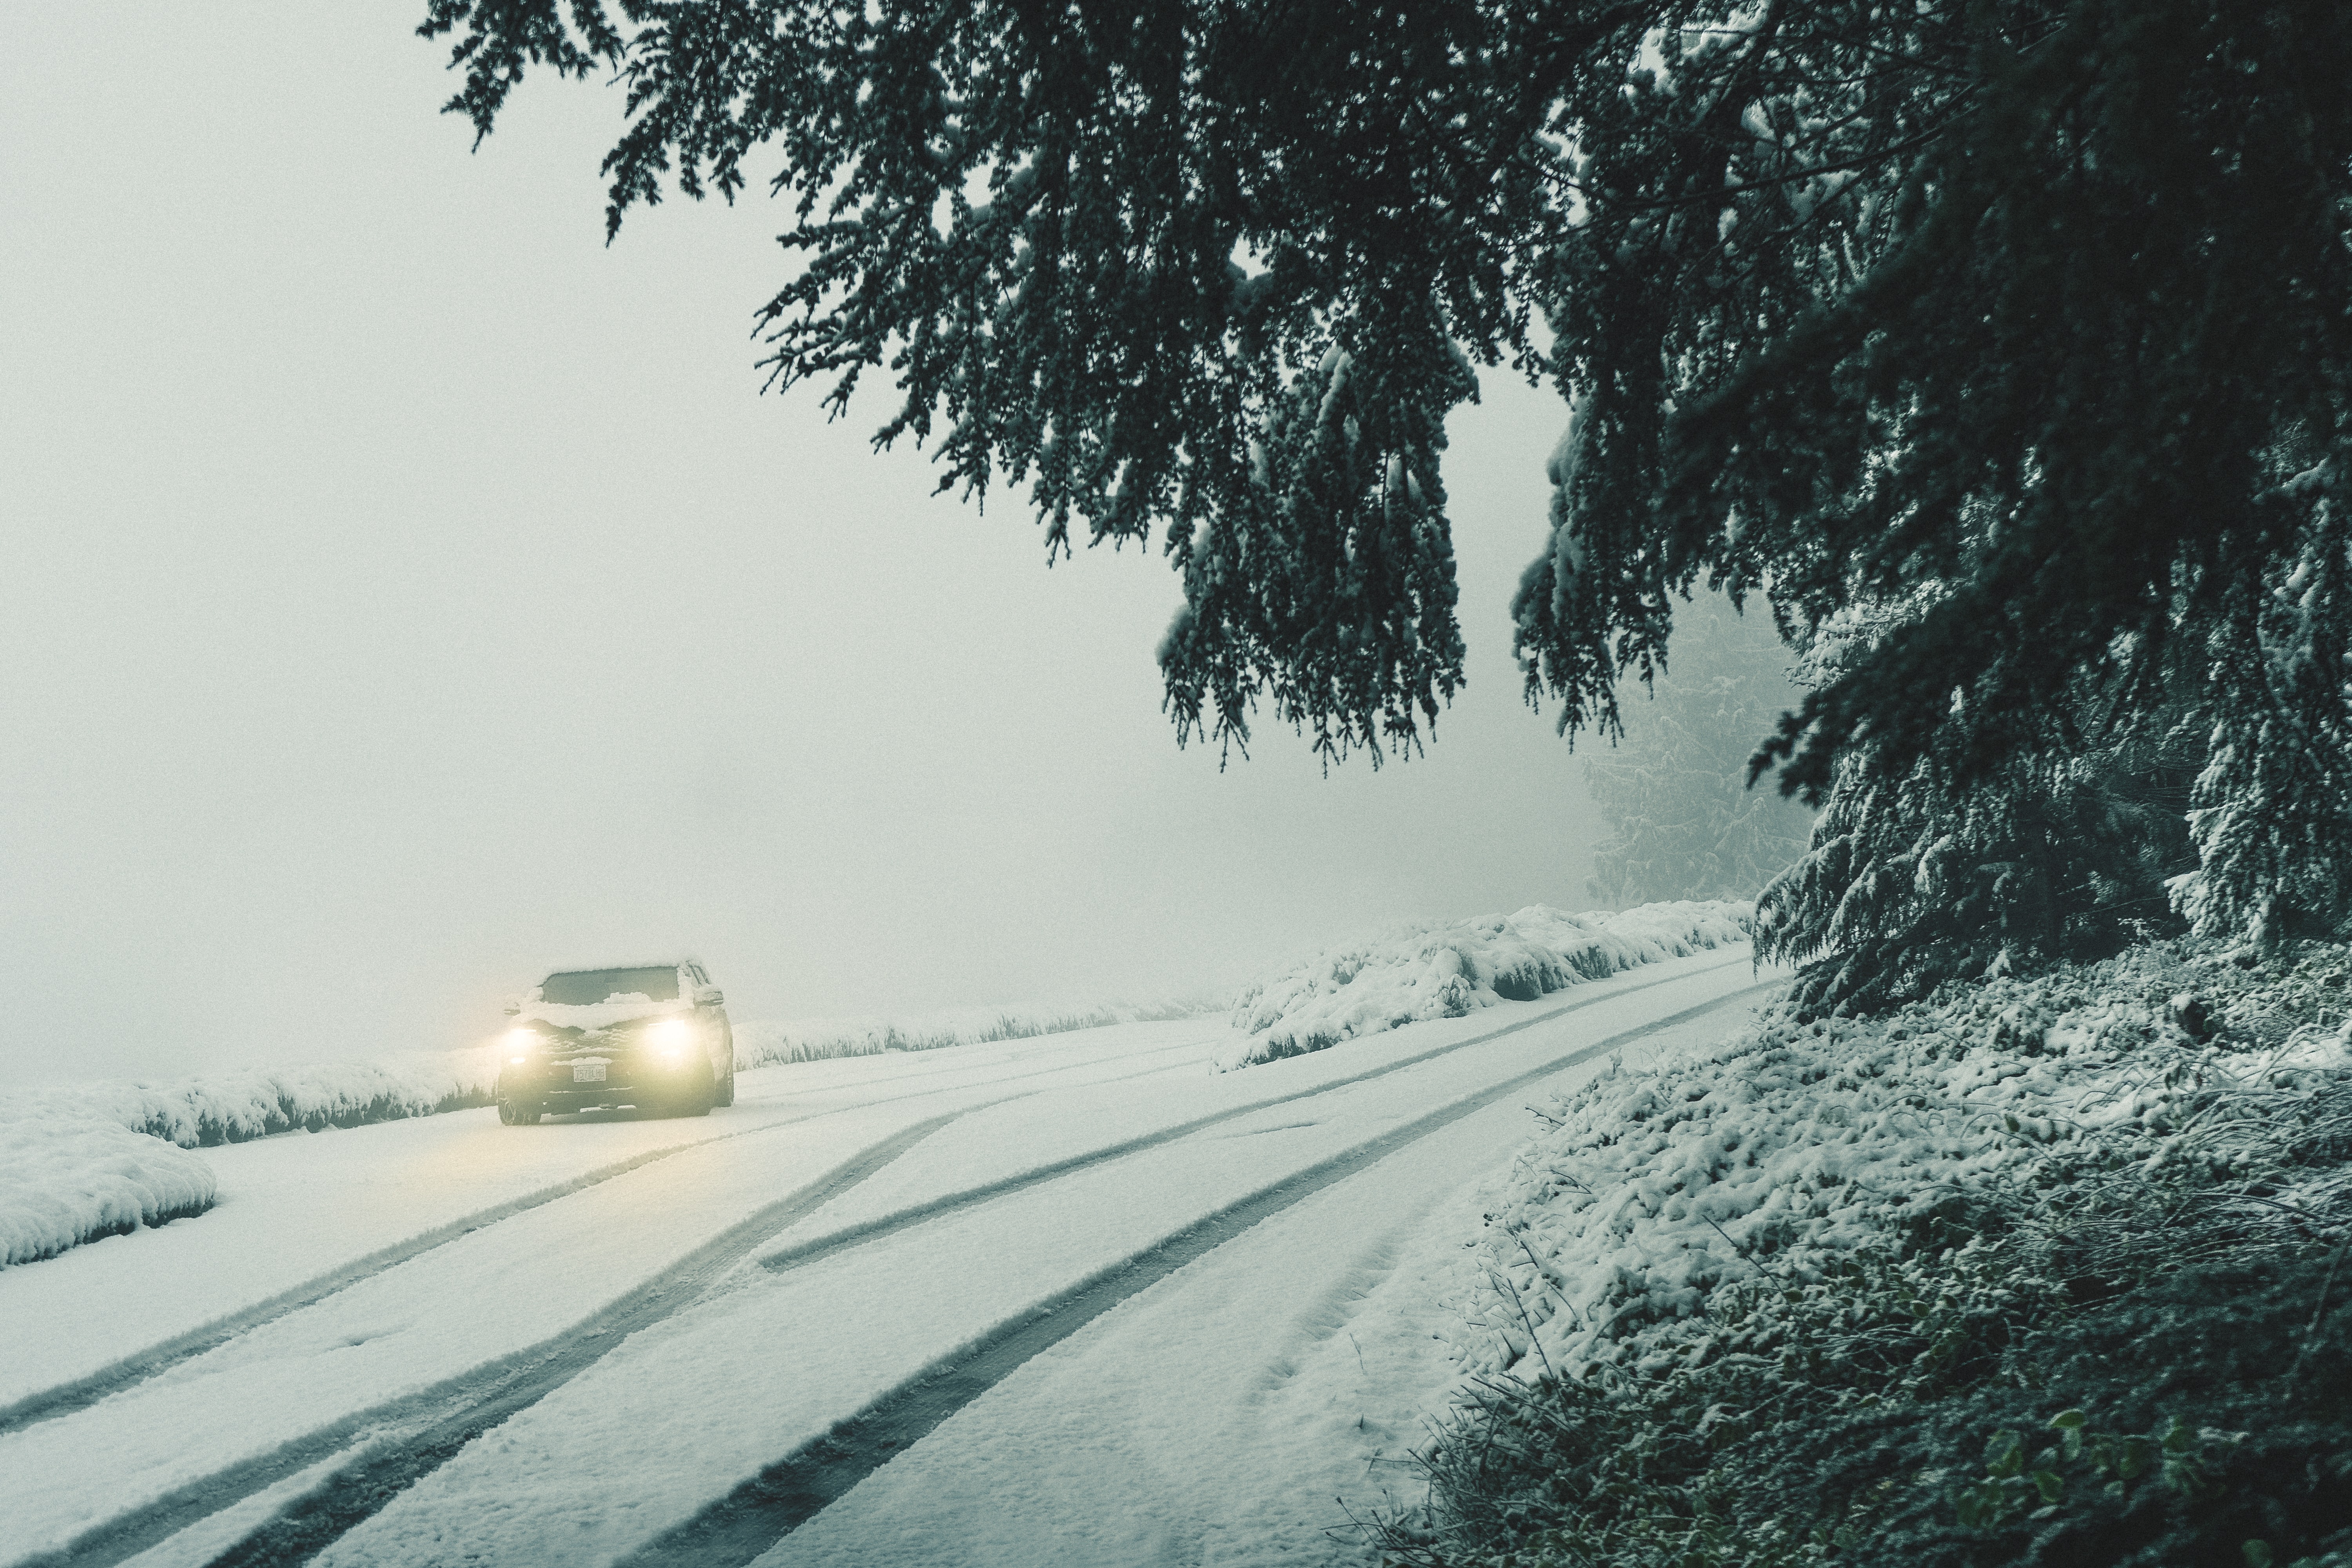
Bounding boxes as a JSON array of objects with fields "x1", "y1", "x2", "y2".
[
  {"x1": 1375, "y1": 940, "x2": 2352, "y2": 1568},
  {"x1": 0, "y1": 1111, "x2": 217, "y2": 1268},
  {"x1": 732, "y1": 995, "x2": 1215, "y2": 1068},
  {"x1": 1449, "y1": 940, "x2": 2352, "y2": 1383},
  {"x1": 1223, "y1": 901, "x2": 1751, "y2": 1069}
]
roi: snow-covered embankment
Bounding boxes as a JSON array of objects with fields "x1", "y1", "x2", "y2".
[
  {"x1": 1222, "y1": 899, "x2": 1753, "y2": 1069},
  {"x1": 1447, "y1": 947, "x2": 2352, "y2": 1380},
  {"x1": 0, "y1": 1048, "x2": 499, "y2": 1267},
  {"x1": 733, "y1": 995, "x2": 1216, "y2": 1067}
]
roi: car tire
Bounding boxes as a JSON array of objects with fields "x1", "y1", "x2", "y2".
[
  {"x1": 498, "y1": 1098, "x2": 541, "y2": 1127},
  {"x1": 715, "y1": 1060, "x2": 736, "y2": 1109}
]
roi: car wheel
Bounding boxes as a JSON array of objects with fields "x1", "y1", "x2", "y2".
[
  {"x1": 498, "y1": 1098, "x2": 541, "y2": 1127},
  {"x1": 684, "y1": 1061, "x2": 715, "y2": 1118}
]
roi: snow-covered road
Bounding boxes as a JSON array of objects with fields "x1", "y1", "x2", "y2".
[{"x1": 0, "y1": 949, "x2": 1773, "y2": 1568}]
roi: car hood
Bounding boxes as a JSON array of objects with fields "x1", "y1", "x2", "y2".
[{"x1": 515, "y1": 998, "x2": 687, "y2": 1033}]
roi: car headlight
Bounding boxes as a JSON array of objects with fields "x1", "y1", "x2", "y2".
[
  {"x1": 505, "y1": 1026, "x2": 540, "y2": 1064},
  {"x1": 649, "y1": 1018, "x2": 691, "y2": 1055}
]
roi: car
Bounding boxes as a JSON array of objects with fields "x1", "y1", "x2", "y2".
[{"x1": 494, "y1": 961, "x2": 736, "y2": 1125}]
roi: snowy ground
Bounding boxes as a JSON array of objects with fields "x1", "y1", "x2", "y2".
[{"x1": 0, "y1": 947, "x2": 1773, "y2": 1568}]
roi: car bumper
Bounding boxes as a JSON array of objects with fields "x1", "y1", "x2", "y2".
[{"x1": 499, "y1": 1056, "x2": 698, "y2": 1111}]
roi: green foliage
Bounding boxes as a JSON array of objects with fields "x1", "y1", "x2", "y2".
[
  {"x1": 1753, "y1": 739, "x2": 2200, "y2": 1014},
  {"x1": 1376, "y1": 942, "x2": 2352, "y2": 1568},
  {"x1": 1747, "y1": 601, "x2": 2204, "y2": 1012},
  {"x1": 1374, "y1": 1238, "x2": 2069, "y2": 1566},
  {"x1": 1954, "y1": 1411, "x2": 2213, "y2": 1532},
  {"x1": 1383, "y1": 1235, "x2": 2352, "y2": 1568}
]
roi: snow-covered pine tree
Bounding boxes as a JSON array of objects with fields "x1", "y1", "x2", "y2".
[
  {"x1": 2171, "y1": 456, "x2": 2352, "y2": 947},
  {"x1": 419, "y1": 0, "x2": 2352, "y2": 960},
  {"x1": 1576, "y1": 591, "x2": 1812, "y2": 907},
  {"x1": 1753, "y1": 609, "x2": 2203, "y2": 1010}
]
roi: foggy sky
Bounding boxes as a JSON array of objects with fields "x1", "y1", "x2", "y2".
[{"x1": 3, "y1": 4, "x2": 1649, "y2": 1087}]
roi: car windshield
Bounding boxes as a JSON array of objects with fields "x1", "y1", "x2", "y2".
[{"x1": 539, "y1": 967, "x2": 679, "y2": 1005}]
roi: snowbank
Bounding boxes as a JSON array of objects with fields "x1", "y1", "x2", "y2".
[
  {"x1": 0, "y1": 1109, "x2": 218, "y2": 1267},
  {"x1": 733, "y1": 996, "x2": 1216, "y2": 1068},
  {"x1": 1222, "y1": 901, "x2": 1753, "y2": 1069},
  {"x1": 1447, "y1": 942, "x2": 2352, "y2": 1383},
  {"x1": 0, "y1": 1047, "x2": 500, "y2": 1268},
  {"x1": 4, "y1": 1046, "x2": 504, "y2": 1151}
]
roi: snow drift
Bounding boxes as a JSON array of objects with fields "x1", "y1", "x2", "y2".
[
  {"x1": 1222, "y1": 901, "x2": 1753, "y2": 1069},
  {"x1": 0, "y1": 1109, "x2": 218, "y2": 1268}
]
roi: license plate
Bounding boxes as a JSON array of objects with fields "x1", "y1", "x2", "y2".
[{"x1": 573, "y1": 1062, "x2": 607, "y2": 1083}]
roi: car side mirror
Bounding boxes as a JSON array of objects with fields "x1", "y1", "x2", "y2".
[
  {"x1": 694, "y1": 986, "x2": 724, "y2": 1007},
  {"x1": 503, "y1": 999, "x2": 522, "y2": 1017}
]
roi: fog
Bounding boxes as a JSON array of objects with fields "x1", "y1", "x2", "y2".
[{"x1": 2, "y1": 4, "x2": 1621, "y2": 1087}]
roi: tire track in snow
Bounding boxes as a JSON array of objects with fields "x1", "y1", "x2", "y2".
[
  {"x1": 0, "y1": 1032, "x2": 1208, "y2": 1440},
  {"x1": 751, "y1": 952, "x2": 1755, "y2": 1282},
  {"x1": 47, "y1": 953, "x2": 1749, "y2": 1566},
  {"x1": 16, "y1": 1109, "x2": 978, "y2": 1568},
  {"x1": 619, "y1": 983, "x2": 1778, "y2": 1567}
]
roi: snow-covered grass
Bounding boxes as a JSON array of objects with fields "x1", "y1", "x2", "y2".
[
  {"x1": 731, "y1": 996, "x2": 1218, "y2": 1068},
  {"x1": 1223, "y1": 900, "x2": 1752, "y2": 1069},
  {"x1": 1446, "y1": 942, "x2": 2352, "y2": 1381},
  {"x1": 0, "y1": 1109, "x2": 219, "y2": 1268},
  {"x1": 1379, "y1": 938, "x2": 2352, "y2": 1568},
  {"x1": 5, "y1": 1047, "x2": 504, "y2": 1152}
]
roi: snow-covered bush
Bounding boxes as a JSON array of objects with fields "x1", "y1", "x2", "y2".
[
  {"x1": 1376, "y1": 939, "x2": 2352, "y2": 1568},
  {"x1": 1223, "y1": 901, "x2": 1751, "y2": 1069},
  {"x1": 1450, "y1": 940, "x2": 2352, "y2": 1382},
  {"x1": 6, "y1": 1046, "x2": 503, "y2": 1150},
  {"x1": 0, "y1": 1110, "x2": 218, "y2": 1268},
  {"x1": 732, "y1": 995, "x2": 1216, "y2": 1068}
]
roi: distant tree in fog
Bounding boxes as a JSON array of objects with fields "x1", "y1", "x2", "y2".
[
  {"x1": 1582, "y1": 597, "x2": 1811, "y2": 907},
  {"x1": 420, "y1": 0, "x2": 2352, "y2": 1000}
]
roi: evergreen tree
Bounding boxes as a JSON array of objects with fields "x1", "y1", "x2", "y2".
[
  {"x1": 1580, "y1": 592, "x2": 1812, "y2": 907},
  {"x1": 418, "y1": 0, "x2": 2352, "y2": 962},
  {"x1": 1754, "y1": 605, "x2": 2202, "y2": 1011}
]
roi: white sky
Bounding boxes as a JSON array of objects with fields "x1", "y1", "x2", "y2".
[{"x1": 2, "y1": 3, "x2": 1633, "y2": 1086}]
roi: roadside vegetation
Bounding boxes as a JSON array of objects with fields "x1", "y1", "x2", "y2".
[
  {"x1": 733, "y1": 995, "x2": 1218, "y2": 1067},
  {"x1": 1372, "y1": 939, "x2": 2352, "y2": 1568},
  {"x1": 1223, "y1": 902, "x2": 1752, "y2": 1069}
]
